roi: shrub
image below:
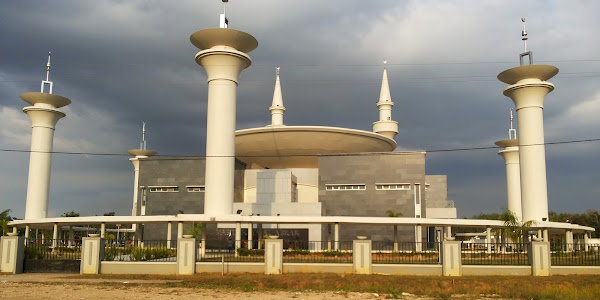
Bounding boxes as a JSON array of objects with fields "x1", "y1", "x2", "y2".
[{"x1": 237, "y1": 248, "x2": 265, "y2": 256}]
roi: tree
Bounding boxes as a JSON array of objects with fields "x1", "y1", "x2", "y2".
[
  {"x1": 386, "y1": 210, "x2": 403, "y2": 217},
  {"x1": 61, "y1": 211, "x2": 80, "y2": 217},
  {"x1": 0, "y1": 209, "x2": 13, "y2": 236},
  {"x1": 499, "y1": 208, "x2": 535, "y2": 244}
]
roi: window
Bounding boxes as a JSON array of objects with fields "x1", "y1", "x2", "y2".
[
  {"x1": 149, "y1": 186, "x2": 179, "y2": 192},
  {"x1": 325, "y1": 184, "x2": 366, "y2": 191},
  {"x1": 375, "y1": 183, "x2": 411, "y2": 190},
  {"x1": 186, "y1": 186, "x2": 205, "y2": 192}
]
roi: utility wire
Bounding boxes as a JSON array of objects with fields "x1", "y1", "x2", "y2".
[{"x1": 1, "y1": 138, "x2": 598, "y2": 158}]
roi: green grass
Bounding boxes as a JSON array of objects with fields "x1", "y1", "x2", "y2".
[{"x1": 67, "y1": 273, "x2": 600, "y2": 300}]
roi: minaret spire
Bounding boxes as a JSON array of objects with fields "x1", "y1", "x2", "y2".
[
  {"x1": 373, "y1": 61, "x2": 398, "y2": 139},
  {"x1": 140, "y1": 122, "x2": 147, "y2": 150},
  {"x1": 41, "y1": 52, "x2": 53, "y2": 94},
  {"x1": 508, "y1": 108, "x2": 517, "y2": 139},
  {"x1": 220, "y1": 0, "x2": 229, "y2": 28},
  {"x1": 269, "y1": 66, "x2": 285, "y2": 126}
]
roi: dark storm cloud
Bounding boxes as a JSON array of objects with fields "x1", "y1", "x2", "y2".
[{"x1": 1, "y1": 0, "x2": 598, "y2": 218}]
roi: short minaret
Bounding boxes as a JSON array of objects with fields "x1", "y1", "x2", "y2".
[
  {"x1": 21, "y1": 52, "x2": 71, "y2": 220},
  {"x1": 373, "y1": 62, "x2": 399, "y2": 139},
  {"x1": 495, "y1": 109, "x2": 522, "y2": 221},
  {"x1": 268, "y1": 67, "x2": 285, "y2": 126},
  {"x1": 190, "y1": 3, "x2": 258, "y2": 215},
  {"x1": 128, "y1": 122, "x2": 157, "y2": 216},
  {"x1": 497, "y1": 19, "x2": 558, "y2": 223}
]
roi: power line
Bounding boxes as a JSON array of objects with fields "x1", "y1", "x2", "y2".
[{"x1": 1, "y1": 138, "x2": 598, "y2": 158}]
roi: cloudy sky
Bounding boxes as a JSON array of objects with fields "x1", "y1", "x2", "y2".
[{"x1": 1, "y1": 0, "x2": 598, "y2": 219}]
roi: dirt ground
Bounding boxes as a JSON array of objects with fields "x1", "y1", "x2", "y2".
[{"x1": 0, "y1": 273, "x2": 504, "y2": 300}]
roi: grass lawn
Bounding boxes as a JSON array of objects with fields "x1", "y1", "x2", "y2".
[{"x1": 73, "y1": 273, "x2": 600, "y2": 299}]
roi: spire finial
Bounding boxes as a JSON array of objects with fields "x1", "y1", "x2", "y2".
[
  {"x1": 508, "y1": 108, "x2": 517, "y2": 139},
  {"x1": 519, "y1": 18, "x2": 533, "y2": 66},
  {"x1": 521, "y1": 18, "x2": 528, "y2": 52},
  {"x1": 276, "y1": 66, "x2": 280, "y2": 76},
  {"x1": 40, "y1": 52, "x2": 54, "y2": 94},
  {"x1": 140, "y1": 122, "x2": 147, "y2": 150},
  {"x1": 220, "y1": 0, "x2": 229, "y2": 28},
  {"x1": 383, "y1": 60, "x2": 387, "y2": 69}
]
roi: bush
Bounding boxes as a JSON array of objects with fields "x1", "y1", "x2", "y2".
[{"x1": 237, "y1": 248, "x2": 265, "y2": 256}]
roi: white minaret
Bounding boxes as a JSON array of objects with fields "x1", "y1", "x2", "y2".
[
  {"x1": 268, "y1": 67, "x2": 285, "y2": 126},
  {"x1": 190, "y1": 2, "x2": 258, "y2": 215},
  {"x1": 128, "y1": 122, "x2": 157, "y2": 217},
  {"x1": 21, "y1": 52, "x2": 71, "y2": 220},
  {"x1": 372, "y1": 62, "x2": 399, "y2": 139},
  {"x1": 497, "y1": 19, "x2": 558, "y2": 223},
  {"x1": 495, "y1": 109, "x2": 522, "y2": 221}
]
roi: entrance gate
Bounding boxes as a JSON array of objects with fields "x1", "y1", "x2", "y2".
[{"x1": 23, "y1": 239, "x2": 81, "y2": 273}]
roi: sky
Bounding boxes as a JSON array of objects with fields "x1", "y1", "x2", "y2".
[{"x1": 0, "y1": 0, "x2": 598, "y2": 219}]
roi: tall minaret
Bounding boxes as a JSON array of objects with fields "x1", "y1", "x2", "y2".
[
  {"x1": 190, "y1": 1, "x2": 258, "y2": 215},
  {"x1": 497, "y1": 19, "x2": 558, "y2": 223},
  {"x1": 495, "y1": 109, "x2": 522, "y2": 221},
  {"x1": 268, "y1": 67, "x2": 285, "y2": 126},
  {"x1": 373, "y1": 62, "x2": 399, "y2": 139},
  {"x1": 21, "y1": 52, "x2": 71, "y2": 220},
  {"x1": 128, "y1": 122, "x2": 157, "y2": 217}
]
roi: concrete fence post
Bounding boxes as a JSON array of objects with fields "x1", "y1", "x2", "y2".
[
  {"x1": 265, "y1": 239, "x2": 283, "y2": 274},
  {"x1": 441, "y1": 240, "x2": 461, "y2": 276},
  {"x1": 0, "y1": 236, "x2": 25, "y2": 274},
  {"x1": 177, "y1": 238, "x2": 197, "y2": 275},
  {"x1": 353, "y1": 239, "x2": 372, "y2": 274},
  {"x1": 81, "y1": 237, "x2": 104, "y2": 274},
  {"x1": 529, "y1": 241, "x2": 551, "y2": 276}
]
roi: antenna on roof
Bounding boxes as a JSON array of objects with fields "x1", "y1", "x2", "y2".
[
  {"x1": 41, "y1": 52, "x2": 53, "y2": 94},
  {"x1": 519, "y1": 18, "x2": 533, "y2": 66},
  {"x1": 508, "y1": 108, "x2": 517, "y2": 139},
  {"x1": 140, "y1": 122, "x2": 147, "y2": 150},
  {"x1": 220, "y1": 0, "x2": 229, "y2": 28}
]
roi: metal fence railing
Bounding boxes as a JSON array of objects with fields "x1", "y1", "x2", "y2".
[
  {"x1": 24, "y1": 239, "x2": 81, "y2": 260},
  {"x1": 372, "y1": 242, "x2": 440, "y2": 264},
  {"x1": 196, "y1": 240, "x2": 264, "y2": 262},
  {"x1": 461, "y1": 242, "x2": 528, "y2": 265},
  {"x1": 103, "y1": 240, "x2": 177, "y2": 262},
  {"x1": 551, "y1": 243, "x2": 600, "y2": 266},
  {"x1": 283, "y1": 241, "x2": 353, "y2": 263}
]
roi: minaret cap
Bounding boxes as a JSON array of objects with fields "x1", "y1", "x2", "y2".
[
  {"x1": 269, "y1": 67, "x2": 286, "y2": 126},
  {"x1": 128, "y1": 122, "x2": 158, "y2": 157}
]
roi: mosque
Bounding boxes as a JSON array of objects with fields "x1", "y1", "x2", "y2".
[{"x1": 7, "y1": 4, "x2": 594, "y2": 255}]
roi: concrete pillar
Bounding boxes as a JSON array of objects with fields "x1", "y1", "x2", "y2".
[
  {"x1": 496, "y1": 139, "x2": 522, "y2": 221},
  {"x1": 235, "y1": 222, "x2": 241, "y2": 254},
  {"x1": 68, "y1": 227, "x2": 74, "y2": 247},
  {"x1": 393, "y1": 225, "x2": 398, "y2": 252},
  {"x1": 416, "y1": 225, "x2": 423, "y2": 252},
  {"x1": 529, "y1": 241, "x2": 551, "y2": 276},
  {"x1": 191, "y1": 28, "x2": 257, "y2": 216},
  {"x1": 0, "y1": 236, "x2": 25, "y2": 274},
  {"x1": 167, "y1": 222, "x2": 172, "y2": 249},
  {"x1": 441, "y1": 240, "x2": 461, "y2": 276},
  {"x1": 584, "y1": 233, "x2": 590, "y2": 252},
  {"x1": 200, "y1": 226, "x2": 207, "y2": 257},
  {"x1": 264, "y1": 239, "x2": 283, "y2": 274},
  {"x1": 445, "y1": 226, "x2": 453, "y2": 240},
  {"x1": 21, "y1": 92, "x2": 70, "y2": 220},
  {"x1": 486, "y1": 227, "x2": 492, "y2": 254},
  {"x1": 566, "y1": 230, "x2": 574, "y2": 252},
  {"x1": 353, "y1": 239, "x2": 372, "y2": 274},
  {"x1": 257, "y1": 224, "x2": 263, "y2": 249},
  {"x1": 25, "y1": 225, "x2": 30, "y2": 240},
  {"x1": 100, "y1": 223, "x2": 106, "y2": 239},
  {"x1": 128, "y1": 149, "x2": 157, "y2": 217},
  {"x1": 177, "y1": 237, "x2": 197, "y2": 275},
  {"x1": 177, "y1": 222, "x2": 183, "y2": 239},
  {"x1": 326, "y1": 224, "x2": 332, "y2": 251},
  {"x1": 543, "y1": 228, "x2": 549, "y2": 242},
  {"x1": 334, "y1": 222, "x2": 339, "y2": 251},
  {"x1": 80, "y1": 237, "x2": 104, "y2": 274},
  {"x1": 498, "y1": 65, "x2": 558, "y2": 223},
  {"x1": 52, "y1": 223, "x2": 58, "y2": 249},
  {"x1": 247, "y1": 223, "x2": 253, "y2": 249},
  {"x1": 135, "y1": 224, "x2": 142, "y2": 246}
]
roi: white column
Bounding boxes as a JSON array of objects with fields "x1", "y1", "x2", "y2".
[
  {"x1": 52, "y1": 223, "x2": 58, "y2": 249},
  {"x1": 235, "y1": 222, "x2": 241, "y2": 254},
  {"x1": 192, "y1": 29, "x2": 255, "y2": 216},
  {"x1": 499, "y1": 65, "x2": 558, "y2": 223},
  {"x1": 167, "y1": 222, "x2": 172, "y2": 249},
  {"x1": 177, "y1": 222, "x2": 183, "y2": 239},
  {"x1": 416, "y1": 225, "x2": 423, "y2": 252},
  {"x1": 100, "y1": 223, "x2": 106, "y2": 239},
  {"x1": 486, "y1": 227, "x2": 492, "y2": 254},
  {"x1": 584, "y1": 233, "x2": 590, "y2": 252},
  {"x1": 393, "y1": 225, "x2": 398, "y2": 252},
  {"x1": 68, "y1": 226, "x2": 74, "y2": 247},
  {"x1": 200, "y1": 225, "x2": 207, "y2": 257},
  {"x1": 334, "y1": 223, "x2": 339, "y2": 251},
  {"x1": 247, "y1": 223, "x2": 253, "y2": 249},
  {"x1": 496, "y1": 139, "x2": 522, "y2": 221},
  {"x1": 22, "y1": 97, "x2": 67, "y2": 220},
  {"x1": 25, "y1": 225, "x2": 30, "y2": 239},
  {"x1": 326, "y1": 224, "x2": 332, "y2": 251},
  {"x1": 129, "y1": 158, "x2": 141, "y2": 216}
]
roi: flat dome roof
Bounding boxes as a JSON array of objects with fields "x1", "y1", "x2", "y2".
[{"x1": 235, "y1": 126, "x2": 397, "y2": 168}]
